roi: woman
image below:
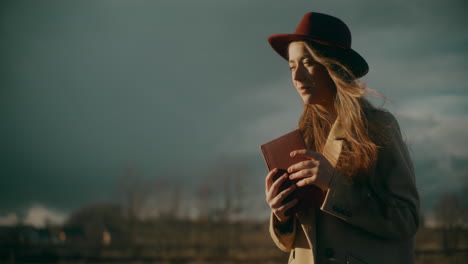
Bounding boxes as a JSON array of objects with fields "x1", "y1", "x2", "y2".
[{"x1": 264, "y1": 12, "x2": 419, "y2": 264}]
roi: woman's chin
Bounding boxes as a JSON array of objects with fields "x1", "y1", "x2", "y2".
[{"x1": 301, "y1": 96, "x2": 314, "y2": 105}]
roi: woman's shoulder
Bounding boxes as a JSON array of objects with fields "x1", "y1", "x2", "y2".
[
  {"x1": 363, "y1": 106, "x2": 398, "y2": 127},
  {"x1": 363, "y1": 107, "x2": 402, "y2": 146}
]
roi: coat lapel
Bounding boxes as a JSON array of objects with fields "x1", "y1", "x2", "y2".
[
  {"x1": 322, "y1": 117, "x2": 345, "y2": 167},
  {"x1": 296, "y1": 117, "x2": 345, "y2": 263}
]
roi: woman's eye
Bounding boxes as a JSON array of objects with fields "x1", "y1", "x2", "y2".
[{"x1": 289, "y1": 66, "x2": 296, "y2": 71}]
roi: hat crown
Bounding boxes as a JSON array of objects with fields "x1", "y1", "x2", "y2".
[
  {"x1": 267, "y1": 12, "x2": 369, "y2": 78},
  {"x1": 295, "y1": 12, "x2": 351, "y2": 49}
]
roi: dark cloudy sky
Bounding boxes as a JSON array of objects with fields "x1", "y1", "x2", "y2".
[{"x1": 1, "y1": 0, "x2": 467, "y2": 225}]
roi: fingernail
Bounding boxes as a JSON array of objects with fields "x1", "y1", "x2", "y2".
[{"x1": 290, "y1": 152, "x2": 294, "y2": 157}]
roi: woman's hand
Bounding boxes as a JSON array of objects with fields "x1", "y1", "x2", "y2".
[
  {"x1": 265, "y1": 168, "x2": 298, "y2": 223},
  {"x1": 288, "y1": 149, "x2": 334, "y2": 191}
]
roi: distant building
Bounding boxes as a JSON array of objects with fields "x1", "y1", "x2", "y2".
[
  {"x1": 60, "y1": 226, "x2": 86, "y2": 244},
  {"x1": 102, "y1": 229, "x2": 111, "y2": 245}
]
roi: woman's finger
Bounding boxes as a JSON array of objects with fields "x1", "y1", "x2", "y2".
[
  {"x1": 275, "y1": 198, "x2": 299, "y2": 218},
  {"x1": 265, "y1": 168, "x2": 279, "y2": 193},
  {"x1": 296, "y1": 176, "x2": 316, "y2": 187},
  {"x1": 290, "y1": 149, "x2": 319, "y2": 159},
  {"x1": 289, "y1": 168, "x2": 316, "y2": 180},
  {"x1": 287, "y1": 159, "x2": 318, "y2": 174},
  {"x1": 270, "y1": 184, "x2": 296, "y2": 208},
  {"x1": 267, "y1": 173, "x2": 288, "y2": 201}
]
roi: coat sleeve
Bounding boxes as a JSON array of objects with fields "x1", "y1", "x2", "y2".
[
  {"x1": 269, "y1": 212, "x2": 297, "y2": 252},
  {"x1": 320, "y1": 112, "x2": 420, "y2": 239}
]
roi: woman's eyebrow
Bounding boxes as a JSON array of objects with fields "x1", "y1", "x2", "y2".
[{"x1": 288, "y1": 55, "x2": 313, "y2": 63}]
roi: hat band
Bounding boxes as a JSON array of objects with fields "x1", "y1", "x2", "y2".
[
  {"x1": 310, "y1": 38, "x2": 347, "y2": 49},
  {"x1": 291, "y1": 32, "x2": 349, "y2": 49}
]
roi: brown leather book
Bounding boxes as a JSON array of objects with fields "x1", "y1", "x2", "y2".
[{"x1": 261, "y1": 129, "x2": 325, "y2": 216}]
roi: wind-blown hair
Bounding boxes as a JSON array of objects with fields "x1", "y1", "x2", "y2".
[{"x1": 293, "y1": 40, "x2": 381, "y2": 177}]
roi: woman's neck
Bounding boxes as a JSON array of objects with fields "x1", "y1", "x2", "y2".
[{"x1": 315, "y1": 103, "x2": 337, "y2": 124}]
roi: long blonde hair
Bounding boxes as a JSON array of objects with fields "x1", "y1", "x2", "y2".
[{"x1": 295, "y1": 41, "x2": 381, "y2": 177}]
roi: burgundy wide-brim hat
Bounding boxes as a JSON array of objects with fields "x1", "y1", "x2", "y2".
[{"x1": 268, "y1": 12, "x2": 369, "y2": 78}]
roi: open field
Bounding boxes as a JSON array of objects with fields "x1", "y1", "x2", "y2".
[{"x1": 1, "y1": 221, "x2": 468, "y2": 263}]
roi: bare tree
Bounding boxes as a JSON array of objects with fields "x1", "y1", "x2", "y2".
[
  {"x1": 206, "y1": 158, "x2": 249, "y2": 222},
  {"x1": 64, "y1": 203, "x2": 127, "y2": 246},
  {"x1": 158, "y1": 182, "x2": 183, "y2": 219},
  {"x1": 116, "y1": 165, "x2": 151, "y2": 220},
  {"x1": 433, "y1": 192, "x2": 463, "y2": 255},
  {"x1": 202, "y1": 157, "x2": 250, "y2": 251},
  {"x1": 196, "y1": 183, "x2": 213, "y2": 221},
  {"x1": 459, "y1": 173, "x2": 468, "y2": 222},
  {"x1": 114, "y1": 164, "x2": 153, "y2": 244}
]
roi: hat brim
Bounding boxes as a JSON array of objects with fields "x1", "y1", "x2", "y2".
[{"x1": 268, "y1": 34, "x2": 369, "y2": 78}]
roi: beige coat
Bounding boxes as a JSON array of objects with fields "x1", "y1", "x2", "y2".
[{"x1": 269, "y1": 110, "x2": 420, "y2": 264}]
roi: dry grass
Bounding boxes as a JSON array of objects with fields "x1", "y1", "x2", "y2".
[{"x1": 2, "y1": 221, "x2": 468, "y2": 263}]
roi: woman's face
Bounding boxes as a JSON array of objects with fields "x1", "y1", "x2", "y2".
[{"x1": 288, "y1": 41, "x2": 336, "y2": 107}]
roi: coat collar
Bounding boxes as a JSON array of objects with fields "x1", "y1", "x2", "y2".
[
  {"x1": 322, "y1": 117, "x2": 345, "y2": 167},
  {"x1": 328, "y1": 116, "x2": 345, "y2": 140}
]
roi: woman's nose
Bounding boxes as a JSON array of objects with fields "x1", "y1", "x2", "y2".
[{"x1": 292, "y1": 67, "x2": 304, "y2": 81}]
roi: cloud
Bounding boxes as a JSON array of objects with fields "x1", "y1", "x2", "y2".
[
  {"x1": 23, "y1": 205, "x2": 67, "y2": 228},
  {"x1": 219, "y1": 77, "x2": 302, "y2": 155},
  {"x1": 390, "y1": 93, "x2": 468, "y2": 211},
  {"x1": 224, "y1": 80, "x2": 468, "y2": 215},
  {"x1": 365, "y1": 51, "x2": 468, "y2": 102},
  {"x1": 396, "y1": 94, "x2": 468, "y2": 159},
  {"x1": 2, "y1": 0, "x2": 466, "y2": 218},
  {"x1": 0, "y1": 213, "x2": 19, "y2": 226}
]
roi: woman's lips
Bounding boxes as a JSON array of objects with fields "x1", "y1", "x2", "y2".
[{"x1": 298, "y1": 86, "x2": 311, "y2": 94}]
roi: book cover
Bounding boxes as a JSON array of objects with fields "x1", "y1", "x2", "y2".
[{"x1": 261, "y1": 129, "x2": 325, "y2": 216}]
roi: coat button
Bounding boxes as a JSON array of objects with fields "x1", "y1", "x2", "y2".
[{"x1": 324, "y1": 247, "x2": 335, "y2": 258}]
